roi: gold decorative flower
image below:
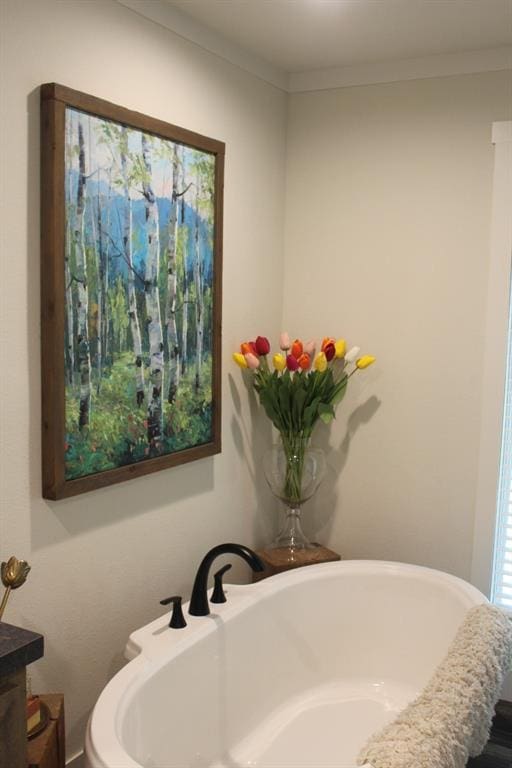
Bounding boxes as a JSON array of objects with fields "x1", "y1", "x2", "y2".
[{"x1": 1, "y1": 556, "x2": 31, "y2": 590}]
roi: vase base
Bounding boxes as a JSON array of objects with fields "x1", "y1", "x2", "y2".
[
  {"x1": 252, "y1": 544, "x2": 342, "y2": 581},
  {"x1": 268, "y1": 542, "x2": 315, "y2": 564},
  {"x1": 270, "y1": 538, "x2": 315, "y2": 549},
  {"x1": 271, "y1": 506, "x2": 314, "y2": 555}
]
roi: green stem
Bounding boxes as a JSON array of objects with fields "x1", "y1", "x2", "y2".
[{"x1": 280, "y1": 431, "x2": 309, "y2": 504}]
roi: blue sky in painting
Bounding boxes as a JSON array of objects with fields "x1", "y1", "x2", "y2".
[{"x1": 64, "y1": 107, "x2": 214, "y2": 283}]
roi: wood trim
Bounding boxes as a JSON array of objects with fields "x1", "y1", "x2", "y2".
[
  {"x1": 288, "y1": 47, "x2": 512, "y2": 93},
  {"x1": 49, "y1": 442, "x2": 220, "y2": 500},
  {"x1": 41, "y1": 94, "x2": 66, "y2": 499},
  {"x1": 40, "y1": 84, "x2": 225, "y2": 156},
  {"x1": 40, "y1": 84, "x2": 224, "y2": 499},
  {"x1": 0, "y1": 670, "x2": 26, "y2": 768},
  {"x1": 470, "y1": 122, "x2": 512, "y2": 595},
  {"x1": 211, "y1": 146, "x2": 224, "y2": 457}
]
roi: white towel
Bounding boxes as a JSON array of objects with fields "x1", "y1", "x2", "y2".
[{"x1": 357, "y1": 604, "x2": 512, "y2": 768}]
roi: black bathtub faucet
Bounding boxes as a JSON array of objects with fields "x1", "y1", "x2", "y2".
[{"x1": 188, "y1": 543, "x2": 264, "y2": 616}]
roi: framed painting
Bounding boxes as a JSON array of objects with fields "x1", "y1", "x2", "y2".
[{"x1": 40, "y1": 84, "x2": 224, "y2": 499}]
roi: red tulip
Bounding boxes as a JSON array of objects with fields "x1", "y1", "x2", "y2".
[
  {"x1": 254, "y1": 336, "x2": 270, "y2": 355},
  {"x1": 286, "y1": 354, "x2": 299, "y2": 371},
  {"x1": 323, "y1": 342, "x2": 336, "y2": 361},
  {"x1": 321, "y1": 337, "x2": 335, "y2": 352},
  {"x1": 290, "y1": 339, "x2": 303, "y2": 359}
]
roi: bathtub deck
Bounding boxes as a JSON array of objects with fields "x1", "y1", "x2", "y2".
[{"x1": 213, "y1": 679, "x2": 416, "y2": 768}]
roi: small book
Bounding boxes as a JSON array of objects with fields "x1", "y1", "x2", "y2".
[{"x1": 26, "y1": 695, "x2": 41, "y2": 732}]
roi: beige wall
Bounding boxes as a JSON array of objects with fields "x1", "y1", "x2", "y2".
[
  {"x1": 0, "y1": 0, "x2": 286, "y2": 757},
  {"x1": 1, "y1": 0, "x2": 511, "y2": 759},
  {"x1": 283, "y1": 70, "x2": 512, "y2": 577}
]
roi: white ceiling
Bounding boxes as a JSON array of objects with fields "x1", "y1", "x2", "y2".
[
  {"x1": 118, "y1": 0, "x2": 512, "y2": 90},
  {"x1": 166, "y1": 0, "x2": 512, "y2": 73}
]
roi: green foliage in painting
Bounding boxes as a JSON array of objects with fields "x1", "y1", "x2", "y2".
[{"x1": 64, "y1": 108, "x2": 216, "y2": 480}]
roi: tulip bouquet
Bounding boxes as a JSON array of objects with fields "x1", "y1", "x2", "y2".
[{"x1": 233, "y1": 333, "x2": 375, "y2": 546}]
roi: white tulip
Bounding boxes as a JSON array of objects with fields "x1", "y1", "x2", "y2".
[{"x1": 344, "y1": 346, "x2": 360, "y2": 363}]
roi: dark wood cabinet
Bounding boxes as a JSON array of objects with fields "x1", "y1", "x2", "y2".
[
  {"x1": 27, "y1": 694, "x2": 65, "y2": 768},
  {"x1": 253, "y1": 543, "x2": 341, "y2": 581},
  {"x1": 0, "y1": 622, "x2": 44, "y2": 768}
]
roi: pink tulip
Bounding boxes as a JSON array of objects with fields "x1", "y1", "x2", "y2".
[
  {"x1": 304, "y1": 340, "x2": 316, "y2": 357},
  {"x1": 245, "y1": 352, "x2": 260, "y2": 369},
  {"x1": 279, "y1": 332, "x2": 291, "y2": 351},
  {"x1": 286, "y1": 354, "x2": 299, "y2": 371}
]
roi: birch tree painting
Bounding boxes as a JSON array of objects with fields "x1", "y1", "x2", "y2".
[{"x1": 63, "y1": 106, "x2": 217, "y2": 482}]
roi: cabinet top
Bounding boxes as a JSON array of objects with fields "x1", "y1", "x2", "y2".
[{"x1": 0, "y1": 622, "x2": 44, "y2": 677}]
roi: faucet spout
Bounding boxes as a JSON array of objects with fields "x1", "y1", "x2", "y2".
[{"x1": 188, "y1": 543, "x2": 264, "y2": 616}]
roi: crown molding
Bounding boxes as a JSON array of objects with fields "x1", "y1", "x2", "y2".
[
  {"x1": 289, "y1": 47, "x2": 512, "y2": 93},
  {"x1": 115, "y1": 0, "x2": 289, "y2": 91},
  {"x1": 115, "y1": 2, "x2": 511, "y2": 95}
]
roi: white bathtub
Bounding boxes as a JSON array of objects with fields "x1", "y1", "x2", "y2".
[{"x1": 85, "y1": 560, "x2": 486, "y2": 768}]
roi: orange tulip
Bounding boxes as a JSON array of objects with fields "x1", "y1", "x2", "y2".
[
  {"x1": 297, "y1": 353, "x2": 311, "y2": 371},
  {"x1": 241, "y1": 341, "x2": 257, "y2": 356},
  {"x1": 290, "y1": 339, "x2": 303, "y2": 359}
]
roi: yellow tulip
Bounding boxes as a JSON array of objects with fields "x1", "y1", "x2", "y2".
[
  {"x1": 335, "y1": 339, "x2": 346, "y2": 358},
  {"x1": 273, "y1": 353, "x2": 286, "y2": 371},
  {"x1": 356, "y1": 355, "x2": 376, "y2": 370},
  {"x1": 314, "y1": 352, "x2": 327, "y2": 372},
  {"x1": 233, "y1": 352, "x2": 248, "y2": 368}
]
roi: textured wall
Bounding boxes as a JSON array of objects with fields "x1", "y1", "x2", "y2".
[
  {"x1": 1, "y1": 0, "x2": 511, "y2": 759},
  {"x1": 283, "y1": 70, "x2": 511, "y2": 578},
  {"x1": 0, "y1": 0, "x2": 286, "y2": 757}
]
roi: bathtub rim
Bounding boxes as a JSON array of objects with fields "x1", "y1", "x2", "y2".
[
  {"x1": 85, "y1": 559, "x2": 488, "y2": 768},
  {"x1": 126, "y1": 559, "x2": 487, "y2": 660}
]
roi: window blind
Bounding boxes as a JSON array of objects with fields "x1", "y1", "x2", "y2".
[{"x1": 492, "y1": 278, "x2": 512, "y2": 609}]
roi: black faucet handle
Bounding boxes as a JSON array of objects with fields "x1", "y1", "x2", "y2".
[
  {"x1": 210, "y1": 563, "x2": 232, "y2": 604},
  {"x1": 160, "y1": 595, "x2": 187, "y2": 629}
]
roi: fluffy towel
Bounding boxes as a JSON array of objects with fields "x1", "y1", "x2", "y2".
[{"x1": 357, "y1": 604, "x2": 512, "y2": 768}]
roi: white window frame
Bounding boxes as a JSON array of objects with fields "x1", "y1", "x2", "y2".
[{"x1": 471, "y1": 121, "x2": 512, "y2": 599}]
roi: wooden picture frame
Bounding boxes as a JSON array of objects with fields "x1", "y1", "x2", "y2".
[{"x1": 41, "y1": 84, "x2": 224, "y2": 499}]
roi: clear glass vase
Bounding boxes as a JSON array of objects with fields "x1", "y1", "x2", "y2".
[{"x1": 263, "y1": 435, "x2": 326, "y2": 552}]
